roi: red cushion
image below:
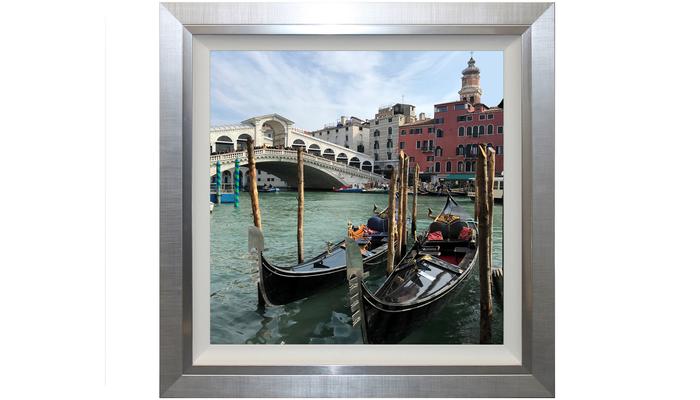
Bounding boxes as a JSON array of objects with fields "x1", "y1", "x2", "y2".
[
  {"x1": 458, "y1": 227, "x2": 472, "y2": 240},
  {"x1": 427, "y1": 231, "x2": 444, "y2": 241}
]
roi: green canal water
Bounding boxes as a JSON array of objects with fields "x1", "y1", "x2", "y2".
[{"x1": 210, "y1": 192, "x2": 503, "y2": 344}]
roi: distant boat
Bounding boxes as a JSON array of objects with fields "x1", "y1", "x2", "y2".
[
  {"x1": 334, "y1": 185, "x2": 363, "y2": 193},
  {"x1": 466, "y1": 177, "x2": 503, "y2": 202},
  {"x1": 362, "y1": 187, "x2": 388, "y2": 194},
  {"x1": 260, "y1": 186, "x2": 280, "y2": 193}
]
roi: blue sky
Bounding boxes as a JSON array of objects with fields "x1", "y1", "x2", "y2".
[{"x1": 211, "y1": 51, "x2": 503, "y2": 129}]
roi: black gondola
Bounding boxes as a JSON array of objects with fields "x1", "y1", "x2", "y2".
[
  {"x1": 346, "y1": 194, "x2": 478, "y2": 344},
  {"x1": 249, "y1": 210, "x2": 394, "y2": 306}
]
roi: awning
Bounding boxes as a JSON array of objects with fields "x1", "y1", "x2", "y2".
[{"x1": 444, "y1": 173, "x2": 475, "y2": 181}]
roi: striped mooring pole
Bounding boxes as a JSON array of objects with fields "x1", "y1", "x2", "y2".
[
  {"x1": 233, "y1": 159, "x2": 240, "y2": 208},
  {"x1": 215, "y1": 160, "x2": 222, "y2": 204}
]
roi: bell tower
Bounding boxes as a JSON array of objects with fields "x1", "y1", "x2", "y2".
[{"x1": 458, "y1": 55, "x2": 483, "y2": 104}]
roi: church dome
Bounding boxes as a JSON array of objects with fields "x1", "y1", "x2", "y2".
[{"x1": 462, "y1": 56, "x2": 480, "y2": 75}]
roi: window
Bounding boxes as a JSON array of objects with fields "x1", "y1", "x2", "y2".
[
  {"x1": 388, "y1": 127, "x2": 392, "y2": 136},
  {"x1": 435, "y1": 105, "x2": 448, "y2": 113},
  {"x1": 401, "y1": 129, "x2": 406, "y2": 135},
  {"x1": 429, "y1": 140, "x2": 434, "y2": 149},
  {"x1": 427, "y1": 156, "x2": 434, "y2": 161},
  {"x1": 434, "y1": 118, "x2": 444, "y2": 124},
  {"x1": 446, "y1": 161, "x2": 451, "y2": 172},
  {"x1": 457, "y1": 115, "x2": 467, "y2": 122},
  {"x1": 357, "y1": 144, "x2": 365, "y2": 153},
  {"x1": 399, "y1": 141, "x2": 405, "y2": 149},
  {"x1": 388, "y1": 117, "x2": 393, "y2": 122},
  {"x1": 467, "y1": 126, "x2": 472, "y2": 136},
  {"x1": 387, "y1": 139, "x2": 393, "y2": 148},
  {"x1": 335, "y1": 129, "x2": 339, "y2": 133},
  {"x1": 373, "y1": 130, "x2": 380, "y2": 137},
  {"x1": 456, "y1": 145, "x2": 464, "y2": 155},
  {"x1": 496, "y1": 145, "x2": 503, "y2": 155},
  {"x1": 467, "y1": 115, "x2": 473, "y2": 121},
  {"x1": 435, "y1": 146, "x2": 442, "y2": 157},
  {"x1": 345, "y1": 127, "x2": 349, "y2": 131},
  {"x1": 436, "y1": 129, "x2": 443, "y2": 138},
  {"x1": 487, "y1": 114, "x2": 494, "y2": 120},
  {"x1": 458, "y1": 126, "x2": 465, "y2": 136},
  {"x1": 374, "y1": 153, "x2": 379, "y2": 161},
  {"x1": 488, "y1": 125, "x2": 494, "y2": 135},
  {"x1": 434, "y1": 162, "x2": 441, "y2": 172},
  {"x1": 409, "y1": 156, "x2": 415, "y2": 162},
  {"x1": 428, "y1": 127, "x2": 434, "y2": 133},
  {"x1": 387, "y1": 152, "x2": 392, "y2": 160},
  {"x1": 326, "y1": 130, "x2": 330, "y2": 134},
  {"x1": 479, "y1": 126, "x2": 485, "y2": 136},
  {"x1": 457, "y1": 161, "x2": 464, "y2": 172},
  {"x1": 479, "y1": 114, "x2": 486, "y2": 120},
  {"x1": 345, "y1": 135, "x2": 349, "y2": 141},
  {"x1": 375, "y1": 120, "x2": 379, "y2": 125},
  {"x1": 416, "y1": 141, "x2": 421, "y2": 149},
  {"x1": 374, "y1": 141, "x2": 379, "y2": 149},
  {"x1": 454, "y1": 103, "x2": 466, "y2": 110},
  {"x1": 359, "y1": 127, "x2": 363, "y2": 131},
  {"x1": 416, "y1": 128, "x2": 422, "y2": 134},
  {"x1": 498, "y1": 126, "x2": 503, "y2": 134}
]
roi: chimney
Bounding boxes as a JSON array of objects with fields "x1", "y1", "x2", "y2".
[
  {"x1": 340, "y1": 115, "x2": 347, "y2": 125},
  {"x1": 419, "y1": 112, "x2": 425, "y2": 121}
]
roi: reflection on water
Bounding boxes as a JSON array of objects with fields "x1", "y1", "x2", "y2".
[{"x1": 211, "y1": 192, "x2": 503, "y2": 344}]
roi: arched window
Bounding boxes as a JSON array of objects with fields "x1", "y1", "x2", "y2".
[
  {"x1": 435, "y1": 146, "x2": 443, "y2": 157},
  {"x1": 434, "y1": 162, "x2": 441, "y2": 173},
  {"x1": 479, "y1": 126, "x2": 485, "y2": 136},
  {"x1": 387, "y1": 139, "x2": 393, "y2": 148},
  {"x1": 357, "y1": 144, "x2": 365, "y2": 153},
  {"x1": 388, "y1": 127, "x2": 393, "y2": 136},
  {"x1": 446, "y1": 161, "x2": 452, "y2": 172},
  {"x1": 374, "y1": 141, "x2": 379, "y2": 149},
  {"x1": 488, "y1": 125, "x2": 494, "y2": 135},
  {"x1": 436, "y1": 129, "x2": 443, "y2": 138},
  {"x1": 456, "y1": 145, "x2": 464, "y2": 155},
  {"x1": 457, "y1": 161, "x2": 464, "y2": 172},
  {"x1": 458, "y1": 126, "x2": 465, "y2": 136},
  {"x1": 373, "y1": 129, "x2": 380, "y2": 137}
]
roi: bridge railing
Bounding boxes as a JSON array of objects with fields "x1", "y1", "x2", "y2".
[{"x1": 210, "y1": 148, "x2": 387, "y2": 181}]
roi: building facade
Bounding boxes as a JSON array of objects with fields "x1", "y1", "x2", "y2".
[
  {"x1": 307, "y1": 116, "x2": 370, "y2": 156},
  {"x1": 368, "y1": 103, "x2": 417, "y2": 176},
  {"x1": 400, "y1": 56, "x2": 504, "y2": 182}
]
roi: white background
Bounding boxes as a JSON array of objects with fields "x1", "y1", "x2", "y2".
[{"x1": 0, "y1": 0, "x2": 698, "y2": 399}]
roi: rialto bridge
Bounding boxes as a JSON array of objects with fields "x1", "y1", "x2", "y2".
[{"x1": 210, "y1": 114, "x2": 386, "y2": 189}]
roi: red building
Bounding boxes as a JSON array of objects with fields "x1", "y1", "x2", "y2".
[{"x1": 400, "y1": 56, "x2": 504, "y2": 183}]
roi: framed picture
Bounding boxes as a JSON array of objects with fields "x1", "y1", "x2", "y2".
[{"x1": 160, "y1": 2, "x2": 554, "y2": 397}]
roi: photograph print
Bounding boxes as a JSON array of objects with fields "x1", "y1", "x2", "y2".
[{"x1": 208, "y1": 50, "x2": 505, "y2": 345}]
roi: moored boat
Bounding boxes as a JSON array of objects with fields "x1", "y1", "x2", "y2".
[
  {"x1": 249, "y1": 210, "x2": 394, "y2": 306},
  {"x1": 333, "y1": 185, "x2": 363, "y2": 193},
  {"x1": 346, "y1": 194, "x2": 478, "y2": 344}
]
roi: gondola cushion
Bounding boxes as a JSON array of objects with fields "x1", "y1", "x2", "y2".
[
  {"x1": 428, "y1": 221, "x2": 450, "y2": 238},
  {"x1": 448, "y1": 220, "x2": 470, "y2": 240},
  {"x1": 367, "y1": 216, "x2": 388, "y2": 232}
]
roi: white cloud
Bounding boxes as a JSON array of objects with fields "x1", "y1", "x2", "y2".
[{"x1": 210, "y1": 51, "x2": 482, "y2": 129}]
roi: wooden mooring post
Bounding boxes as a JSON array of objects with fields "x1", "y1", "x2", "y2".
[
  {"x1": 297, "y1": 149, "x2": 304, "y2": 263},
  {"x1": 400, "y1": 153, "x2": 409, "y2": 253},
  {"x1": 397, "y1": 151, "x2": 405, "y2": 254},
  {"x1": 386, "y1": 169, "x2": 398, "y2": 274},
  {"x1": 246, "y1": 139, "x2": 262, "y2": 230},
  {"x1": 477, "y1": 144, "x2": 494, "y2": 344},
  {"x1": 411, "y1": 164, "x2": 419, "y2": 239}
]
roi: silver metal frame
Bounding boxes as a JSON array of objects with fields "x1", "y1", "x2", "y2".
[{"x1": 160, "y1": 2, "x2": 554, "y2": 397}]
